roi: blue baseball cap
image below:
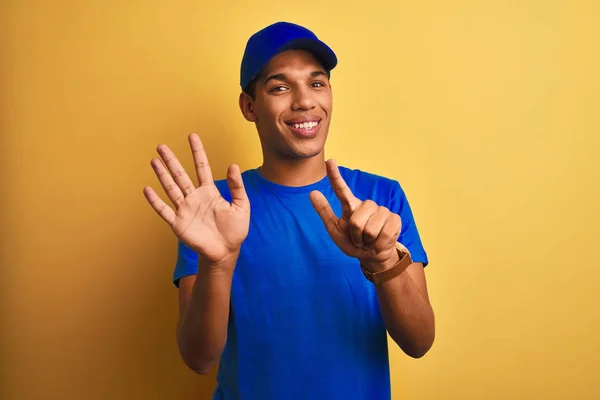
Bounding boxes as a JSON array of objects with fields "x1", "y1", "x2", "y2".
[{"x1": 240, "y1": 22, "x2": 338, "y2": 91}]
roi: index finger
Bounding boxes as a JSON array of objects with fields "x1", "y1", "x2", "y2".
[
  {"x1": 189, "y1": 133, "x2": 214, "y2": 186},
  {"x1": 326, "y1": 159, "x2": 361, "y2": 213}
]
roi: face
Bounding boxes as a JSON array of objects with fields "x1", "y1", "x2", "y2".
[{"x1": 239, "y1": 50, "x2": 333, "y2": 162}]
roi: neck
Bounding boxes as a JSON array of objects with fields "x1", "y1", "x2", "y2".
[{"x1": 259, "y1": 153, "x2": 327, "y2": 187}]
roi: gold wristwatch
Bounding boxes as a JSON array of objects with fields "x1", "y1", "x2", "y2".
[{"x1": 360, "y1": 242, "x2": 413, "y2": 284}]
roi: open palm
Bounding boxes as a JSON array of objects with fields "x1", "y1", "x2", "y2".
[{"x1": 143, "y1": 133, "x2": 250, "y2": 264}]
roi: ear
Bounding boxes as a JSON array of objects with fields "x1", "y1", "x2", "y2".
[{"x1": 239, "y1": 92, "x2": 258, "y2": 122}]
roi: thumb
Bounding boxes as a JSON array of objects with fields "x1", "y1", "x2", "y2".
[
  {"x1": 227, "y1": 164, "x2": 249, "y2": 212},
  {"x1": 309, "y1": 190, "x2": 340, "y2": 238}
]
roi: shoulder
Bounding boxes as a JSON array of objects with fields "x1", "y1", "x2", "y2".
[
  {"x1": 338, "y1": 165, "x2": 396, "y2": 184},
  {"x1": 338, "y1": 165, "x2": 404, "y2": 199}
]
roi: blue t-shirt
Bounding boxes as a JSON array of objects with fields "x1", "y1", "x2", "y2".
[{"x1": 174, "y1": 166, "x2": 428, "y2": 400}]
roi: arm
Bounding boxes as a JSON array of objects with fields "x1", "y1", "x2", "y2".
[
  {"x1": 177, "y1": 252, "x2": 237, "y2": 374},
  {"x1": 142, "y1": 133, "x2": 250, "y2": 374},
  {"x1": 310, "y1": 159, "x2": 435, "y2": 359},
  {"x1": 371, "y1": 258, "x2": 435, "y2": 358}
]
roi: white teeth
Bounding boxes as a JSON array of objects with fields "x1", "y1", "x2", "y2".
[{"x1": 293, "y1": 121, "x2": 318, "y2": 129}]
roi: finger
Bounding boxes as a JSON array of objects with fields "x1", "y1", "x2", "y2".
[
  {"x1": 309, "y1": 190, "x2": 343, "y2": 241},
  {"x1": 151, "y1": 158, "x2": 185, "y2": 208},
  {"x1": 189, "y1": 133, "x2": 215, "y2": 186},
  {"x1": 156, "y1": 144, "x2": 196, "y2": 196},
  {"x1": 363, "y1": 206, "x2": 390, "y2": 246},
  {"x1": 143, "y1": 186, "x2": 176, "y2": 226},
  {"x1": 326, "y1": 159, "x2": 361, "y2": 215},
  {"x1": 348, "y1": 200, "x2": 379, "y2": 248},
  {"x1": 227, "y1": 164, "x2": 250, "y2": 212},
  {"x1": 373, "y1": 212, "x2": 402, "y2": 253}
]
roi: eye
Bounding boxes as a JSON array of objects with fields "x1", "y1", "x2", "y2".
[
  {"x1": 270, "y1": 85, "x2": 288, "y2": 93},
  {"x1": 311, "y1": 81, "x2": 325, "y2": 88}
]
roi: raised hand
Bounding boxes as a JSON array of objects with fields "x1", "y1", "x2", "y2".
[
  {"x1": 309, "y1": 160, "x2": 402, "y2": 272},
  {"x1": 143, "y1": 133, "x2": 250, "y2": 265}
]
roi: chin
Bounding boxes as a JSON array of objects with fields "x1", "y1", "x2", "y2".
[
  {"x1": 291, "y1": 145, "x2": 325, "y2": 159},
  {"x1": 264, "y1": 133, "x2": 327, "y2": 161},
  {"x1": 275, "y1": 147, "x2": 322, "y2": 161}
]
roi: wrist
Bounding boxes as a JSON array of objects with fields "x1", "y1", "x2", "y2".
[
  {"x1": 360, "y1": 249, "x2": 400, "y2": 273},
  {"x1": 360, "y1": 243, "x2": 413, "y2": 284},
  {"x1": 199, "y1": 250, "x2": 240, "y2": 275}
]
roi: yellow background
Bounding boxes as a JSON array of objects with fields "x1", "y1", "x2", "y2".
[{"x1": 1, "y1": 0, "x2": 599, "y2": 399}]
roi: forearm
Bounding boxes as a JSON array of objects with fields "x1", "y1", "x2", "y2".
[
  {"x1": 177, "y1": 253, "x2": 237, "y2": 374},
  {"x1": 374, "y1": 267, "x2": 435, "y2": 358}
]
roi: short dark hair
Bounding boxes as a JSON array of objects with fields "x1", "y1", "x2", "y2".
[{"x1": 243, "y1": 79, "x2": 259, "y2": 100}]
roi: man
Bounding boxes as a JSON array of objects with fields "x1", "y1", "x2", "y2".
[{"x1": 143, "y1": 21, "x2": 435, "y2": 400}]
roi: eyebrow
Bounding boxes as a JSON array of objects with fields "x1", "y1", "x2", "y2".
[{"x1": 263, "y1": 70, "x2": 328, "y2": 85}]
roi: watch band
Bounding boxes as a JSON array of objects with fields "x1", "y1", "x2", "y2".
[{"x1": 360, "y1": 242, "x2": 413, "y2": 284}]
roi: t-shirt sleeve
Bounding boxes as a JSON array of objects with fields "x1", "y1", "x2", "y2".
[
  {"x1": 173, "y1": 240, "x2": 199, "y2": 288},
  {"x1": 388, "y1": 181, "x2": 429, "y2": 267}
]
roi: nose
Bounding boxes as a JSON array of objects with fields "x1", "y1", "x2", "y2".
[{"x1": 291, "y1": 85, "x2": 316, "y2": 111}]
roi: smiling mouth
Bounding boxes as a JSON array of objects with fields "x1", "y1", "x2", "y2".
[{"x1": 285, "y1": 120, "x2": 321, "y2": 130}]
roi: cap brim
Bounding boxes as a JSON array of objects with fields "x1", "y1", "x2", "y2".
[{"x1": 277, "y1": 38, "x2": 338, "y2": 72}]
